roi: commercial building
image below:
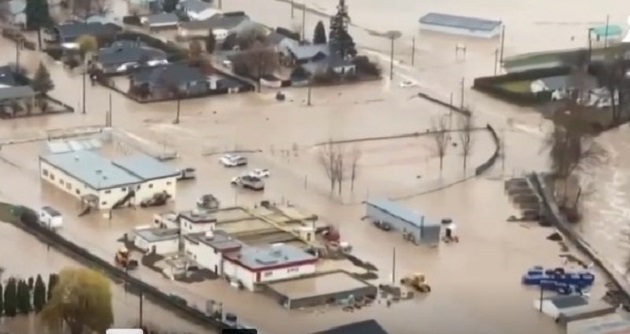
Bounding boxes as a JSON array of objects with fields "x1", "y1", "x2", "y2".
[
  {"x1": 418, "y1": 12, "x2": 502, "y2": 39},
  {"x1": 364, "y1": 199, "x2": 441, "y2": 245},
  {"x1": 223, "y1": 243, "x2": 317, "y2": 291},
  {"x1": 184, "y1": 230, "x2": 243, "y2": 274},
  {"x1": 133, "y1": 227, "x2": 181, "y2": 254},
  {"x1": 39, "y1": 149, "x2": 179, "y2": 209}
]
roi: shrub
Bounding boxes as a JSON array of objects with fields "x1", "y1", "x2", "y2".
[
  {"x1": 122, "y1": 16, "x2": 142, "y2": 26},
  {"x1": 313, "y1": 68, "x2": 341, "y2": 84},
  {"x1": 353, "y1": 56, "x2": 381, "y2": 77}
]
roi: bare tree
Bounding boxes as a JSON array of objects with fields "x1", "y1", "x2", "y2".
[
  {"x1": 237, "y1": 26, "x2": 268, "y2": 50},
  {"x1": 334, "y1": 145, "x2": 346, "y2": 195},
  {"x1": 232, "y1": 41, "x2": 279, "y2": 91},
  {"x1": 349, "y1": 145, "x2": 361, "y2": 191},
  {"x1": 431, "y1": 115, "x2": 450, "y2": 173},
  {"x1": 458, "y1": 114, "x2": 474, "y2": 172},
  {"x1": 318, "y1": 140, "x2": 338, "y2": 194}
]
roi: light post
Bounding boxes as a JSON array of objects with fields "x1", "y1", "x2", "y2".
[
  {"x1": 385, "y1": 31, "x2": 402, "y2": 81},
  {"x1": 587, "y1": 28, "x2": 594, "y2": 63}
]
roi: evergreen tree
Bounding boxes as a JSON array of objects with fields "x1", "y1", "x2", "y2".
[
  {"x1": 4, "y1": 278, "x2": 17, "y2": 317},
  {"x1": 313, "y1": 20, "x2": 327, "y2": 44},
  {"x1": 205, "y1": 30, "x2": 217, "y2": 53},
  {"x1": 31, "y1": 62, "x2": 54, "y2": 95},
  {"x1": 47, "y1": 273, "x2": 59, "y2": 301},
  {"x1": 328, "y1": 0, "x2": 356, "y2": 60},
  {"x1": 0, "y1": 282, "x2": 3, "y2": 316},
  {"x1": 17, "y1": 280, "x2": 32, "y2": 314},
  {"x1": 33, "y1": 274, "x2": 47, "y2": 312},
  {"x1": 25, "y1": 0, "x2": 51, "y2": 48},
  {"x1": 28, "y1": 277, "x2": 34, "y2": 290},
  {"x1": 162, "y1": 0, "x2": 178, "y2": 12}
]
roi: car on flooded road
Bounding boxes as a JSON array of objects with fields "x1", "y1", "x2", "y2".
[
  {"x1": 249, "y1": 168, "x2": 270, "y2": 178},
  {"x1": 219, "y1": 154, "x2": 248, "y2": 167},
  {"x1": 231, "y1": 175, "x2": 264, "y2": 191}
]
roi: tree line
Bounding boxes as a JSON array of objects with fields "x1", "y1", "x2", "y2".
[{"x1": 0, "y1": 273, "x2": 58, "y2": 317}]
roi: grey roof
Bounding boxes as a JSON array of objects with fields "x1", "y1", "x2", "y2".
[
  {"x1": 135, "y1": 227, "x2": 180, "y2": 242},
  {"x1": 365, "y1": 199, "x2": 438, "y2": 228},
  {"x1": 112, "y1": 154, "x2": 179, "y2": 180},
  {"x1": 0, "y1": 66, "x2": 18, "y2": 86},
  {"x1": 179, "y1": 13, "x2": 249, "y2": 31},
  {"x1": 288, "y1": 44, "x2": 329, "y2": 60},
  {"x1": 54, "y1": 22, "x2": 121, "y2": 42},
  {"x1": 549, "y1": 295, "x2": 589, "y2": 309},
  {"x1": 97, "y1": 45, "x2": 167, "y2": 66},
  {"x1": 46, "y1": 138, "x2": 103, "y2": 154},
  {"x1": 0, "y1": 85, "x2": 35, "y2": 100},
  {"x1": 178, "y1": 0, "x2": 212, "y2": 13},
  {"x1": 41, "y1": 206, "x2": 61, "y2": 217},
  {"x1": 40, "y1": 150, "x2": 141, "y2": 190},
  {"x1": 314, "y1": 320, "x2": 388, "y2": 334},
  {"x1": 266, "y1": 32, "x2": 288, "y2": 44},
  {"x1": 228, "y1": 244, "x2": 317, "y2": 270},
  {"x1": 419, "y1": 13, "x2": 502, "y2": 32},
  {"x1": 179, "y1": 209, "x2": 217, "y2": 223},
  {"x1": 186, "y1": 230, "x2": 243, "y2": 251},
  {"x1": 147, "y1": 13, "x2": 179, "y2": 26},
  {"x1": 132, "y1": 63, "x2": 207, "y2": 86}
]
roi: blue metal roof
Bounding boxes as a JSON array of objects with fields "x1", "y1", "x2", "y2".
[
  {"x1": 41, "y1": 150, "x2": 141, "y2": 190},
  {"x1": 112, "y1": 154, "x2": 179, "y2": 180},
  {"x1": 419, "y1": 12, "x2": 501, "y2": 32},
  {"x1": 365, "y1": 198, "x2": 435, "y2": 228}
]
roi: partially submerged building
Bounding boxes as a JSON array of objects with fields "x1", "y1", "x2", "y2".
[
  {"x1": 418, "y1": 12, "x2": 502, "y2": 38},
  {"x1": 364, "y1": 198, "x2": 441, "y2": 245}
]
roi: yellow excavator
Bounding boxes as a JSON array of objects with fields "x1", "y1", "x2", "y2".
[
  {"x1": 400, "y1": 273, "x2": 431, "y2": 293},
  {"x1": 115, "y1": 248, "x2": 138, "y2": 270}
]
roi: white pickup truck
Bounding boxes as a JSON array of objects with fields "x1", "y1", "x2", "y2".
[{"x1": 39, "y1": 206, "x2": 63, "y2": 229}]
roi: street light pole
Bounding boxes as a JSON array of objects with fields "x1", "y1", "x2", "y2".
[
  {"x1": 588, "y1": 28, "x2": 593, "y2": 63},
  {"x1": 139, "y1": 291, "x2": 144, "y2": 327},
  {"x1": 82, "y1": 67, "x2": 86, "y2": 114},
  {"x1": 301, "y1": 5, "x2": 306, "y2": 41},
  {"x1": 307, "y1": 84, "x2": 312, "y2": 106},
  {"x1": 389, "y1": 36, "x2": 395, "y2": 81},
  {"x1": 460, "y1": 77, "x2": 465, "y2": 109},
  {"x1": 174, "y1": 96, "x2": 181, "y2": 124},
  {"x1": 499, "y1": 25, "x2": 506, "y2": 64},
  {"x1": 291, "y1": 0, "x2": 295, "y2": 18},
  {"x1": 411, "y1": 37, "x2": 416, "y2": 66},
  {"x1": 494, "y1": 49, "x2": 499, "y2": 75}
]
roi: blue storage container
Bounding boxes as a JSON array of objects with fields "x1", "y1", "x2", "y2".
[
  {"x1": 556, "y1": 283, "x2": 571, "y2": 295},
  {"x1": 540, "y1": 279, "x2": 557, "y2": 290},
  {"x1": 522, "y1": 274, "x2": 543, "y2": 285},
  {"x1": 580, "y1": 273, "x2": 595, "y2": 285},
  {"x1": 528, "y1": 268, "x2": 544, "y2": 276}
]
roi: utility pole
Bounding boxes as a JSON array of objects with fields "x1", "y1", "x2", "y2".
[
  {"x1": 499, "y1": 25, "x2": 506, "y2": 64},
  {"x1": 389, "y1": 36, "x2": 395, "y2": 81},
  {"x1": 301, "y1": 5, "x2": 306, "y2": 41},
  {"x1": 588, "y1": 28, "x2": 593, "y2": 63},
  {"x1": 460, "y1": 77, "x2": 465, "y2": 109},
  {"x1": 494, "y1": 49, "x2": 499, "y2": 75},
  {"x1": 218, "y1": 0, "x2": 222, "y2": 9},
  {"x1": 82, "y1": 67, "x2": 86, "y2": 114},
  {"x1": 448, "y1": 93, "x2": 454, "y2": 129},
  {"x1": 174, "y1": 96, "x2": 181, "y2": 124},
  {"x1": 108, "y1": 92, "x2": 112, "y2": 127},
  {"x1": 391, "y1": 247, "x2": 396, "y2": 284},
  {"x1": 411, "y1": 37, "x2": 416, "y2": 66},
  {"x1": 604, "y1": 14, "x2": 610, "y2": 48},
  {"x1": 15, "y1": 39, "x2": 21, "y2": 68},
  {"x1": 139, "y1": 291, "x2": 144, "y2": 327},
  {"x1": 307, "y1": 84, "x2": 312, "y2": 106},
  {"x1": 291, "y1": 0, "x2": 294, "y2": 18}
]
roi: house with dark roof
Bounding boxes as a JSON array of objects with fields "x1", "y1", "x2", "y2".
[
  {"x1": 313, "y1": 320, "x2": 389, "y2": 334},
  {"x1": 177, "y1": 0, "x2": 219, "y2": 21},
  {"x1": 129, "y1": 63, "x2": 210, "y2": 99},
  {"x1": 286, "y1": 44, "x2": 330, "y2": 64},
  {"x1": 45, "y1": 22, "x2": 122, "y2": 46},
  {"x1": 266, "y1": 31, "x2": 299, "y2": 56},
  {"x1": 177, "y1": 12, "x2": 254, "y2": 40},
  {"x1": 95, "y1": 41, "x2": 168, "y2": 74},
  {"x1": 141, "y1": 13, "x2": 180, "y2": 30}
]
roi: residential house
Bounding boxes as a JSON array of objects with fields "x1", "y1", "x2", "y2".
[
  {"x1": 0, "y1": 86, "x2": 36, "y2": 116},
  {"x1": 177, "y1": 0, "x2": 219, "y2": 21},
  {"x1": 95, "y1": 41, "x2": 168, "y2": 74},
  {"x1": 286, "y1": 44, "x2": 329, "y2": 65},
  {"x1": 7, "y1": 0, "x2": 26, "y2": 28},
  {"x1": 45, "y1": 22, "x2": 122, "y2": 48},
  {"x1": 129, "y1": 63, "x2": 210, "y2": 98},
  {"x1": 265, "y1": 31, "x2": 299, "y2": 57},
  {"x1": 177, "y1": 12, "x2": 252, "y2": 40},
  {"x1": 0, "y1": 65, "x2": 23, "y2": 87},
  {"x1": 301, "y1": 54, "x2": 356, "y2": 76},
  {"x1": 141, "y1": 13, "x2": 179, "y2": 30}
]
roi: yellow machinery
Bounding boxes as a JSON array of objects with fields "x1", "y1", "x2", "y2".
[
  {"x1": 400, "y1": 273, "x2": 431, "y2": 293},
  {"x1": 115, "y1": 248, "x2": 138, "y2": 270}
]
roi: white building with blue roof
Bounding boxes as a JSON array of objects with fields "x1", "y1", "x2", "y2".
[{"x1": 39, "y1": 149, "x2": 179, "y2": 210}]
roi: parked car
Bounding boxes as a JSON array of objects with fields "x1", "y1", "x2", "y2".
[
  {"x1": 39, "y1": 206, "x2": 63, "y2": 229},
  {"x1": 231, "y1": 175, "x2": 264, "y2": 191},
  {"x1": 249, "y1": 168, "x2": 270, "y2": 178},
  {"x1": 399, "y1": 80, "x2": 417, "y2": 88},
  {"x1": 177, "y1": 167, "x2": 196, "y2": 180},
  {"x1": 197, "y1": 194, "x2": 220, "y2": 210},
  {"x1": 219, "y1": 154, "x2": 248, "y2": 167}
]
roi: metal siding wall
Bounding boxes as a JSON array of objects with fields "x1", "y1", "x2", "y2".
[{"x1": 366, "y1": 204, "x2": 426, "y2": 244}]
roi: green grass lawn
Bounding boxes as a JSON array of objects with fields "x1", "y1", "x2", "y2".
[{"x1": 498, "y1": 80, "x2": 533, "y2": 93}]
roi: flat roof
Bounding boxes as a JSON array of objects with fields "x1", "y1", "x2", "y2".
[
  {"x1": 314, "y1": 320, "x2": 388, "y2": 334},
  {"x1": 40, "y1": 150, "x2": 141, "y2": 190},
  {"x1": 266, "y1": 271, "x2": 369, "y2": 299},
  {"x1": 365, "y1": 199, "x2": 438, "y2": 228},
  {"x1": 135, "y1": 227, "x2": 180, "y2": 242},
  {"x1": 419, "y1": 12, "x2": 502, "y2": 32},
  {"x1": 41, "y1": 206, "x2": 61, "y2": 217},
  {"x1": 185, "y1": 230, "x2": 243, "y2": 251},
  {"x1": 225, "y1": 244, "x2": 317, "y2": 271},
  {"x1": 568, "y1": 314, "x2": 630, "y2": 334},
  {"x1": 179, "y1": 209, "x2": 217, "y2": 223},
  {"x1": 112, "y1": 154, "x2": 179, "y2": 180}
]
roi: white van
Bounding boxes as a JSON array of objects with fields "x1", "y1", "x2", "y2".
[{"x1": 39, "y1": 206, "x2": 63, "y2": 229}]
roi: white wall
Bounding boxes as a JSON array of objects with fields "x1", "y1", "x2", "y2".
[
  {"x1": 134, "y1": 176, "x2": 177, "y2": 202},
  {"x1": 134, "y1": 236, "x2": 179, "y2": 255},
  {"x1": 179, "y1": 216, "x2": 215, "y2": 234},
  {"x1": 184, "y1": 239, "x2": 224, "y2": 274},
  {"x1": 232, "y1": 262, "x2": 317, "y2": 291}
]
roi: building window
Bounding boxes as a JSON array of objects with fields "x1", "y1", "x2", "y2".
[
  {"x1": 166, "y1": 181, "x2": 172, "y2": 186},
  {"x1": 121, "y1": 187, "x2": 127, "y2": 192},
  {"x1": 60, "y1": 179, "x2": 65, "y2": 185},
  {"x1": 148, "y1": 183, "x2": 153, "y2": 189},
  {"x1": 264, "y1": 271, "x2": 273, "y2": 277},
  {"x1": 66, "y1": 183, "x2": 72, "y2": 190},
  {"x1": 101, "y1": 201, "x2": 107, "y2": 206},
  {"x1": 137, "y1": 185, "x2": 141, "y2": 190},
  {"x1": 50, "y1": 174, "x2": 55, "y2": 181},
  {"x1": 75, "y1": 189, "x2": 81, "y2": 195},
  {"x1": 287, "y1": 267, "x2": 299, "y2": 273},
  {"x1": 105, "y1": 190, "x2": 111, "y2": 194},
  {"x1": 42, "y1": 169, "x2": 49, "y2": 176}
]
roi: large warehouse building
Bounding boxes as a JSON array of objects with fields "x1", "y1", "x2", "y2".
[{"x1": 39, "y1": 149, "x2": 179, "y2": 209}]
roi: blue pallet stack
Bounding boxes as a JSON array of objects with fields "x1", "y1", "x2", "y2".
[{"x1": 521, "y1": 266, "x2": 595, "y2": 295}]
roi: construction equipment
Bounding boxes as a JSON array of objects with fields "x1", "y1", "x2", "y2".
[
  {"x1": 327, "y1": 241, "x2": 353, "y2": 254},
  {"x1": 140, "y1": 191, "x2": 171, "y2": 208},
  {"x1": 373, "y1": 220, "x2": 392, "y2": 231},
  {"x1": 400, "y1": 273, "x2": 431, "y2": 293},
  {"x1": 197, "y1": 194, "x2": 220, "y2": 210},
  {"x1": 319, "y1": 225, "x2": 340, "y2": 243},
  {"x1": 115, "y1": 248, "x2": 138, "y2": 270}
]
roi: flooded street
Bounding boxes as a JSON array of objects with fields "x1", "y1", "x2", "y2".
[{"x1": 0, "y1": 0, "x2": 625, "y2": 332}]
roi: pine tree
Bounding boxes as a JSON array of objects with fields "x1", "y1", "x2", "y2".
[
  {"x1": 0, "y1": 282, "x2": 3, "y2": 316},
  {"x1": 31, "y1": 62, "x2": 54, "y2": 95},
  {"x1": 25, "y1": 0, "x2": 51, "y2": 48},
  {"x1": 18, "y1": 280, "x2": 32, "y2": 314},
  {"x1": 328, "y1": 0, "x2": 357, "y2": 60},
  {"x1": 47, "y1": 273, "x2": 58, "y2": 301},
  {"x1": 33, "y1": 274, "x2": 47, "y2": 312},
  {"x1": 313, "y1": 20, "x2": 327, "y2": 44},
  {"x1": 28, "y1": 277, "x2": 34, "y2": 290},
  {"x1": 4, "y1": 278, "x2": 18, "y2": 317},
  {"x1": 205, "y1": 30, "x2": 217, "y2": 53}
]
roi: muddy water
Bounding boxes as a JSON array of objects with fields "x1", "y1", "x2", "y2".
[{"x1": 0, "y1": 223, "x2": 215, "y2": 334}]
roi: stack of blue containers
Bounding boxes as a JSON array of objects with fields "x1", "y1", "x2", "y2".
[{"x1": 521, "y1": 266, "x2": 595, "y2": 295}]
